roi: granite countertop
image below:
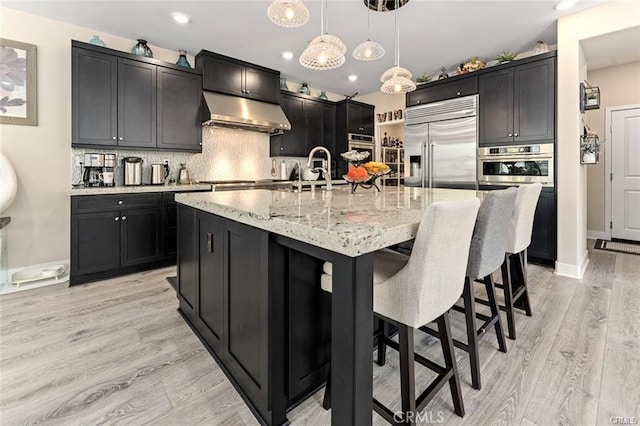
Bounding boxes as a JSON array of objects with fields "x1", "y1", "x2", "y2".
[
  {"x1": 69, "y1": 183, "x2": 212, "y2": 196},
  {"x1": 175, "y1": 186, "x2": 483, "y2": 257}
]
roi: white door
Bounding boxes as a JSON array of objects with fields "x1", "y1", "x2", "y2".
[{"x1": 611, "y1": 107, "x2": 640, "y2": 241}]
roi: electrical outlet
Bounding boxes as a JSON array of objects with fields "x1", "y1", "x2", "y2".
[
  {"x1": 74, "y1": 155, "x2": 83, "y2": 167},
  {"x1": 163, "y1": 158, "x2": 169, "y2": 164}
]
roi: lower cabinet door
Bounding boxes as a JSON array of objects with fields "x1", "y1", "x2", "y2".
[
  {"x1": 197, "y1": 212, "x2": 225, "y2": 355},
  {"x1": 528, "y1": 189, "x2": 556, "y2": 263},
  {"x1": 223, "y1": 220, "x2": 271, "y2": 412},
  {"x1": 71, "y1": 211, "x2": 121, "y2": 275},
  {"x1": 177, "y1": 205, "x2": 197, "y2": 314},
  {"x1": 120, "y1": 207, "x2": 163, "y2": 267}
]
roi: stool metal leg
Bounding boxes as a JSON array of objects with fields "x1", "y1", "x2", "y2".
[
  {"x1": 323, "y1": 367, "x2": 331, "y2": 410},
  {"x1": 437, "y1": 312, "x2": 465, "y2": 417},
  {"x1": 376, "y1": 317, "x2": 387, "y2": 366},
  {"x1": 398, "y1": 324, "x2": 417, "y2": 424},
  {"x1": 501, "y1": 254, "x2": 517, "y2": 340},
  {"x1": 462, "y1": 277, "x2": 481, "y2": 390},
  {"x1": 483, "y1": 275, "x2": 507, "y2": 353},
  {"x1": 517, "y1": 250, "x2": 533, "y2": 317}
]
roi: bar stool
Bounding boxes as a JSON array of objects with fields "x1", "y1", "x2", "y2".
[
  {"x1": 321, "y1": 198, "x2": 480, "y2": 424},
  {"x1": 497, "y1": 183, "x2": 542, "y2": 340},
  {"x1": 418, "y1": 188, "x2": 517, "y2": 390}
]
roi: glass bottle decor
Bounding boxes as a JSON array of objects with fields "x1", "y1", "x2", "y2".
[
  {"x1": 298, "y1": 83, "x2": 310, "y2": 95},
  {"x1": 131, "y1": 39, "x2": 153, "y2": 58},
  {"x1": 89, "y1": 35, "x2": 106, "y2": 47},
  {"x1": 318, "y1": 90, "x2": 328, "y2": 100},
  {"x1": 175, "y1": 50, "x2": 191, "y2": 68},
  {"x1": 280, "y1": 77, "x2": 289, "y2": 91}
]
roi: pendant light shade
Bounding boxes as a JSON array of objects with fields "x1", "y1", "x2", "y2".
[
  {"x1": 353, "y1": 1, "x2": 385, "y2": 61},
  {"x1": 379, "y1": 0, "x2": 415, "y2": 94},
  {"x1": 381, "y1": 74, "x2": 416, "y2": 93},
  {"x1": 300, "y1": 0, "x2": 345, "y2": 70},
  {"x1": 268, "y1": 0, "x2": 309, "y2": 28},
  {"x1": 300, "y1": 39, "x2": 346, "y2": 70},
  {"x1": 353, "y1": 40, "x2": 385, "y2": 61},
  {"x1": 380, "y1": 65, "x2": 412, "y2": 82}
]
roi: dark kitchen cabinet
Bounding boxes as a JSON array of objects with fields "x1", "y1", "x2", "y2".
[
  {"x1": 270, "y1": 91, "x2": 335, "y2": 157},
  {"x1": 528, "y1": 188, "x2": 556, "y2": 264},
  {"x1": 341, "y1": 101, "x2": 375, "y2": 136},
  {"x1": 71, "y1": 193, "x2": 167, "y2": 285},
  {"x1": 479, "y1": 57, "x2": 555, "y2": 146},
  {"x1": 406, "y1": 77, "x2": 478, "y2": 107},
  {"x1": 271, "y1": 93, "x2": 306, "y2": 156},
  {"x1": 119, "y1": 207, "x2": 163, "y2": 267},
  {"x1": 177, "y1": 206, "x2": 331, "y2": 424},
  {"x1": 117, "y1": 59, "x2": 157, "y2": 149},
  {"x1": 157, "y1": 67, "x2": 203, "y2": 151},
  {"x1": 72, "y1": 41, "x2": 202, "y2": 152},
  {"x1": 196, "y1": 50, "x2": 280, "y2": 105}
]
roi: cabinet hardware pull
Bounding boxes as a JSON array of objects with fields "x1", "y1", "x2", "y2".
[
  {"x1": 112, "y1": 136, "x2": 116, "y2": 140},
  {"x1": 114, "y1": 217, "x2": 119, "y2": 221},
  {"x1": 246, "y1": 90, "x2": 250, "y2": 94},
  {"x1": 514, "y1": 133, "x2": 519, "y2": 137},
  {"x1": 119, "y1": 137, "x2": 123, "y2": 141},
  {"x1": 508, "y1": 133, "x2": 513, "y2": 137},
  {"x1": 122, "y1": 216, "x2": 127, "y2": 220},
  {"x1": 118, "y1": 200, "x2": 123, "y2": 205},
  {"x1": 207, "y1": 232, "x2": 214, "y2": 253},
  {"x1": 457, "y1": 92, "x2": 461, "y2": 96}
]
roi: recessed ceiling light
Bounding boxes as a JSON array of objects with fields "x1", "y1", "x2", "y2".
[
  {"x1": 172, "y1": 12, "x2": 190, "y2": 24},
  {"x1": 553, "y1": 0, "x2": 579, "y2": 10},
  {"x1": 348, "y1": 75, "x2": 358, "y2": 82},
  {"x1": 282, "y1": 51, "x2": 294, "y2": 60}
]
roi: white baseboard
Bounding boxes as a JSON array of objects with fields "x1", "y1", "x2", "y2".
[
  {"x1": 555, "y1": 250, "x2": 589, "y2": 279},
  {"x1": 587, "y1": 230, "x2": 608, "y2": 240}
]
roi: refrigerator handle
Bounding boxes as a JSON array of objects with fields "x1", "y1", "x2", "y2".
[{"x1": 428, "y1": 142, "x2": 434, "y2": 189}]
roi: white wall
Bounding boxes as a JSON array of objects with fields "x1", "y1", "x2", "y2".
[
  {"x1": 0, "y1": 7, "x2": 192, "y2": 269},
  {"x1": 585, "y1": 61, "x2": 640, "y2": 236},
  {"x1": 556, "y1": 1, "x2": 640, "y2": 278}
]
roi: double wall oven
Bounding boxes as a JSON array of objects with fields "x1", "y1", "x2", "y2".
[
  {"x1": 478, "y1": 143, "x2": 554, "y2": 187},
  {"x1": 348, "y1": 133, "x2": 376, "y2": 162}
]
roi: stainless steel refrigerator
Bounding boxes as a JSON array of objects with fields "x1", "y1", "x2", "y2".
[{"x1": 404, "y1": 95, "x2": 478, "y2": 190}]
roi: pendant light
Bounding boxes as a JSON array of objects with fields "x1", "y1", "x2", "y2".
[
  {"x1": 299, "y1": 0, "x2": 345, "y2": 70},
  {"x1": 268, "y1": 0, "x2": 309, "y2": 28},
  {"x1": 353, "y1": 0, "x2": 385, "y2": 61},
  {"x1": 380, "y1": 0, "x2": 416, "y2": 94}
]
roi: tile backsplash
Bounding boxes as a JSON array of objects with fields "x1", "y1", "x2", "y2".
[{"x1": 71, "y1": 127, "x2": 275, "y2": 185}]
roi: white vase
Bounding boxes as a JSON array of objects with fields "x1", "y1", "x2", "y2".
[
  {"x1": 582, "y1": 152, "x2": 596, "y2": 164},
  {"x1": 0, "y1": 153, "x2": 18, "y2": 213}
]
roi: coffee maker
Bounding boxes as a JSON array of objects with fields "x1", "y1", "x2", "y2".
[
  {"x1": 82, "y1": 153, "x2": 116, "y2": 187},
  {"x1": 82, "y1": 153, "x2": 104, "y2": 187}
]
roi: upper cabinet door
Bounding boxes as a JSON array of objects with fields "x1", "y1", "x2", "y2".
[
  {"x1": 479, "y1": 69, "x2": 514, "y2": 146},
  {"x1": 360, "y1": 105, "x2": 375, "y2": 136},
  {"x1": 305, "y1": 100, "x2": 322, "y2": 153},
  {"x1": 514, "y1": 57, "x2": 555, "y2": 143},
  {"x1": 117, "y1": 59, "x2": 157, "y2": 148},
  {"x1": 244, "y1": 67, "x2": 280, "y2": 104},
  {"x1": 201, "y1": 55, "x2": 244, "y2": 97},
  {"x1": 278, "y1": 94, "x2": 306, "y2": 157},
  {"x1": 72, "y1": 48, "x2": 118, "y2": 146},
  {"x1": 157, "y1": 67, "x2": 203, "y2": 152},
  {"x1": 321, "y1": 103, "x2": 336, "y2": 152}
]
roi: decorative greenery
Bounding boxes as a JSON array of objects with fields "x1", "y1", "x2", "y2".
[
  {"x1": 416, "y1": 73, "x2": 432, "y2": 84},
  {"x1": 580, "y1": 134, "x2": 602, "y2": 154},
  {"x1": 496, "y1": 51, "x2": 517, "y2": 63}
]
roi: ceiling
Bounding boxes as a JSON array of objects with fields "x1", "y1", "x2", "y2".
[
  {"x1": 3, "y1": 0, "x2": 617, "y2": 96},
  {"x1": 581, "y1": 26, "x2": 640, "y2": 71}
]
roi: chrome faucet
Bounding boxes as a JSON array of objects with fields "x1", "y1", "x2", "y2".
[
  {"x1": 286, "y1": 159, "x2": 303, "y2": 193},
  {"x1": 307, "y1": 146, "x2": 332, "y2": 191}
]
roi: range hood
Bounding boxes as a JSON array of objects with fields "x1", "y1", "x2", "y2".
[{"x1": 202, "y1": 91, "x2": 291, "y2": 134}]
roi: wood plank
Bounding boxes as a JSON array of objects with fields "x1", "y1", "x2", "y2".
[
  {"x1": 597, "y1": 276, "x2": 640, "y2": 424},
  {"x1": 524, "y1": 284, "x2": 610, "y2": 425}
]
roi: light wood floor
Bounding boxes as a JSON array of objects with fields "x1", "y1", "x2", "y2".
[{"x1": 1, "y1": 242, "x2": 638, "y2": 425}]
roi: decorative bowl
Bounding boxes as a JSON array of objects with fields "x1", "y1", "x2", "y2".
[{"x1": 340, "y1": 150, "x2": 370, "y2": 162}]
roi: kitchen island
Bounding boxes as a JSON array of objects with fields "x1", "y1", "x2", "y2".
[{"x1": 175, "y1": 186, "x2": 483, "y2": 425}]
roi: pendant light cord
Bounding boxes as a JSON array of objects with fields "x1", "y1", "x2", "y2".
[
  {"x1": 395, "y1": 0, "x2": 400, "y2": 66},
  {"x1": 366, "y1": 0, "x2": 371, "y2": 40}
]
